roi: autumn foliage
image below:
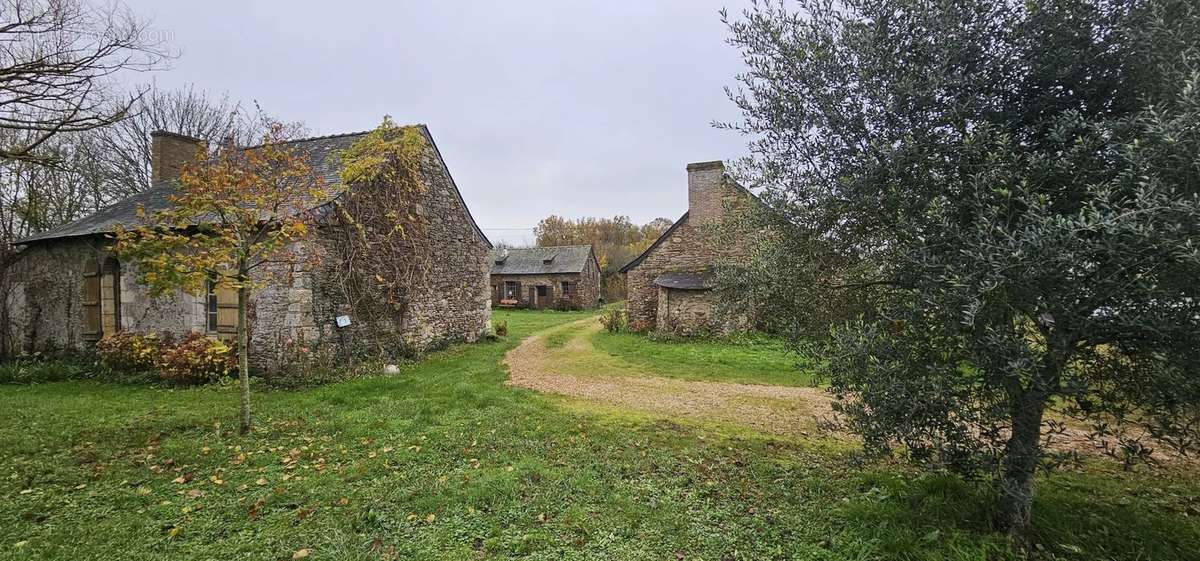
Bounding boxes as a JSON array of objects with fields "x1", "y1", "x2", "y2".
[{"x1": 113, "y1": 123, "x2": 335, "y2": 433}]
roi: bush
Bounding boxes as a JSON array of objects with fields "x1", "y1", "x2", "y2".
[
  {"x1": 493, "y1": 320, "x2": 509, "y2": 337},
  {"x1": 155, "y1": 333, "x2": 235, "y2": 385},
  {"x1": 598, "y1": 308, "x2": 627, "y2": 333},
  {"x1": 553, "y1": 298, "x2": 582, "y2": 311},
  {"x1": 0, "y1": 356, "x2": 94, "y2": 384},
  {"x1": 96, "y1": 331, "x2": 166, "y2": 373}
]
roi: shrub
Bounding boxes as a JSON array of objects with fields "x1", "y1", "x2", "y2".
[
  {"x1": 553, "y1": 298, "x2": 582, "y2": 311},
  {"x1": 155, "y1": 333, "x2": 235, "y2": 385},
  {"x1": 0, "y1": 356, "x2": 94, "y2": 384},
  {"x1": 96, "y1": 332, "x2": 166, "y2": 373},
  {"x1": 493, "y1": 320, "x2": 509, "y2": 337},
  {"x1": 598, "y1": 308, "x2": 627, "y2": 333}
]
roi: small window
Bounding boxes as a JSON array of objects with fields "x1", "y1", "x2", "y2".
[
  {"x1": 206, "y1": 280, "x2": 219, "y2": 332},
  {"x1": 561, "y1": 281, "x2": 572, "y2": 297},
  {"x1": 536, "y1": 285, "x2": 548, "y2": 297},
  {"x1": 503, "y1": 281, "x2": 520, "y2": 299}
]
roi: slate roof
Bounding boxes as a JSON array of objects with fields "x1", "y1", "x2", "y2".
[
  {"x1": 653, "y1": 270, "x2": 713, "y2": 290},
  {"x1": 14, "y1": 126, "x2": 490, "y2": 247},
  {"x1": 491, "y1": 245, "x2": 594, "y2": 275}
]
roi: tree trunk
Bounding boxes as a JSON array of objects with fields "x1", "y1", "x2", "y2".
[
  {"x1": 236, "y1": 277, "x2": 251, "y2": 435},
  {"x1": 996, "y1": 388, "x2": 1046, "y2": 539}
]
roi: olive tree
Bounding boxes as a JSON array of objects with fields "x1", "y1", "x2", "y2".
[{"x1": 719, "y1": 0, "x2": 1200, "y2": 536}]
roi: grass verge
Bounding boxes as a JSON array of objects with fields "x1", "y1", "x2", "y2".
[{"x1": 0, "y1": 309, "x2": 1196, "y2": 560}]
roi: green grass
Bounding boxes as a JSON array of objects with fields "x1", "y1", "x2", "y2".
[
  {"x1": 0, "y1": 309, "x2": 1197, "y2": 560},
  {"x1": 591, "y1": 330, "x2": 817, "y2": 387}
]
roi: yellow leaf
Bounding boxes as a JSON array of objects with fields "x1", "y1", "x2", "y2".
[
  {"x1": 292, "y1": 549, "x2": 311, "y2": 559},
  {"x1": 256, "y1": 478, "x2": 269, "y2": 486},
  {"x1": 425, "y1": 513, "x2": 436, "y2": 524}
]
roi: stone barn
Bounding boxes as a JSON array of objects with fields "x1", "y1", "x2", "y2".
[
  {"x1": 490, "y1": 245, "x2": 601, "y2": 309},
  {"x1": 3, "y1": 125, "x2": 493, "y2": 366},
  {"x1": 619, "y1": 161, "x2": 753, "y2": 334}
]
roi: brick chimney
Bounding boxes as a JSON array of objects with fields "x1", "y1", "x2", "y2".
[
  {"x1": 150, "y1": 131, "x2": 207, "y2": 183},
  {"x1": 686, "y1": 160, "x2": 727, "y2": 225}
]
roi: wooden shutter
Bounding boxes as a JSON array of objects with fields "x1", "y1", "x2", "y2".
[
  {"x1": 101, "y1": 258, "x2": 121, "y2": 333},
  {"x1": 82, "y1": 259, "x2": 102, "y2": 340},
  {"x1": 215, "y1": 285, "x2": 239, "y2": 336}
]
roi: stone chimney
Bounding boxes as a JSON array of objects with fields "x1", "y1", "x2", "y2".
[
  {"x1": 150, "y1": 131, "x2": 207, "y2": 183},
  {"x1": 686, "y1": 160, "x2": 727, "y2": 225}
]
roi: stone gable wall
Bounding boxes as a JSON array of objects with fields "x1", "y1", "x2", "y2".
[
  {"x1": 304, "y1": 138, "x2": 491, "y2": 359},
  {"x1": 625, "y1": 171, "x2": 752, "y2": 332}
]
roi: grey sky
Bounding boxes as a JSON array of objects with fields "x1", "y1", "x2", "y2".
[{"x1": 124, "y1": 1, "x2": 751, "y2": 245}]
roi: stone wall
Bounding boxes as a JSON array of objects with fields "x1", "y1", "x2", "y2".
[
  {"x1": 304, "y1": 131, "x2": 491, "y2": 359},
  {"x1": 625, "y1": 162, "x2": 752, "y2": 332},
  {"x1": 4, "y1": 130, "x2": 492, "y2": 368},
  {"x1": 4, "y1": 237, "x2": 210, "y2": 355},
  {"x1": 655, "y1": 286, "x2": 716, "y2": 336},
  {"x1": 489, "y1": 271, "x2": 597, "y2": 309}
]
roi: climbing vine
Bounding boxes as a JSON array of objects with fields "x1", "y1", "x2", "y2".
[{"x1": 324, "y1": 117, "x2": 432, "y2": 358}]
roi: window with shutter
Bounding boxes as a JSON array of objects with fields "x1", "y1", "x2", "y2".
[
  {"x1": 206, "y1": 280, "x2": 239, "y2": 340},
  {"x1": 101, "y1": 258, "x2": 121, "y2": 333},
  {"x1": 82, "y1": 259, "x2": 102, "y2": 340}
]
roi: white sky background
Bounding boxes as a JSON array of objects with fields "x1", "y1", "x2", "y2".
[{"x1": 123, "y1": 1, "x2": 753, "y2": 245}]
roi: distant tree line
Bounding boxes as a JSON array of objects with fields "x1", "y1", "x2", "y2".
[{"x1": 534, "y1": 215, "x2": 672, "y2": 301}]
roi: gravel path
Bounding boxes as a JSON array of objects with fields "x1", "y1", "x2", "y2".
[{"x1": 504, "y1": 319, "x2": 835, "y2": 437}]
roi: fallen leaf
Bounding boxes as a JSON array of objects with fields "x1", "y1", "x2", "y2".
[
  {"x1": 335, "y1": 497, "x2": 349, "y2": 506},
  {"x1": 255, "y1": 478, "x2": 269, "y2": 486},
  {"x1": 292, "y1": 549, "x2": 311, "y2": 559},
  {"x1": 248, "y1": 498, "x2": 265, "y2": 520},
  {"x1": 425, "y1": 513, "x2": 436, "y2": 523},
  {"x1": 186, "y1": 489, "x2": 204, "y2": 499}
]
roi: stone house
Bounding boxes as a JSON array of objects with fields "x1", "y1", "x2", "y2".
[
  {"x1": 3, "y1": 126, "x2": 493, "y2": 366},
  {"x1": 619, "y1": 161, "x2": 753, "y2": 334},
  {"x1": 490, "y1": 245, "x2": 601, "y2": 309}
]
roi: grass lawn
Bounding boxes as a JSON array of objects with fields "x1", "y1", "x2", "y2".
[
  {"x1": 590, "y1": 329, "x2": 816, "y2": 387},
  {"x1": 0, "y1": 309, "x2": 1197, "y2": 560}
]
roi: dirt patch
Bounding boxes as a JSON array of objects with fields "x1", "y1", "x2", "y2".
[
  {"x1": 503, "y1": 319, "x2": 1195, "y2": 464},
  {"x1": 504, "y1": 319, "x2": 834, "y2": 437}
]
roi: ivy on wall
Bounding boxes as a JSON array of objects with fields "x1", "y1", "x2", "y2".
[{"x1": 322, "y1": 117, "x2": 432, "y2": 359}]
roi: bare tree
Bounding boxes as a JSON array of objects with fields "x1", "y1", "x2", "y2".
[
  {"x1": 0, "y1": 0, "x2": 172, "y2": 165},
  {"x1": 87, "y1": 84, "x2": 244, "y2": 197}
]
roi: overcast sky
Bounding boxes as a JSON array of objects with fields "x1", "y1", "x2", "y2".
[{"x1": 124, "y1": 1, "x2": 752, "y2": 245}]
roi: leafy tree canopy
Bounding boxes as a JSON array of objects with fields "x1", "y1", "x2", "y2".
[{"x1": 721, "y1": 0, "x2": 1200, "y2": 535}]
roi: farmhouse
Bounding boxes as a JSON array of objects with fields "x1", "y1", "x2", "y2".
[
  {"x1": 3, "y1": 126, "x2": 493, "y2": 366},
  {"x1": 490, "y1": 245, "x2": 601, "y2": 309},
  {"x1": 619, "y1": 161, "x2": 753, "y2": 334}
]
